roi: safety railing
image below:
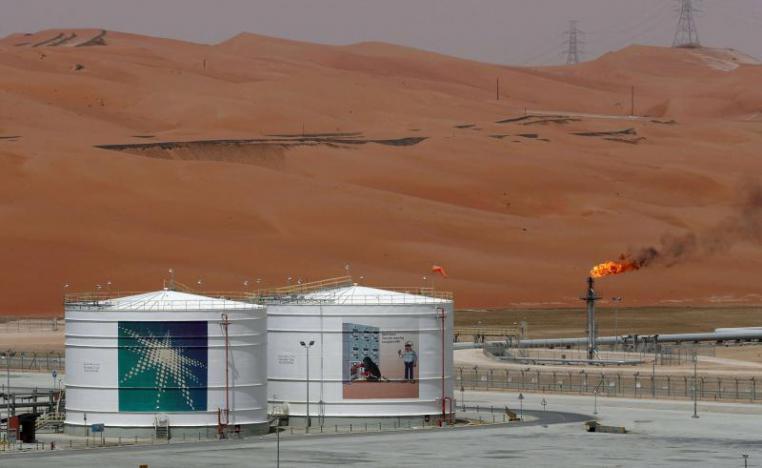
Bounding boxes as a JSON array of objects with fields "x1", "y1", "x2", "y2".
[
  {"x1": 0, "y1": 318, "x2": 62, "y2": 333},
  {"x1": 64, "y1": 278, "x2": 452, "y2": 309},
  {"x1": 456, "y1": 366, "x2": 761, "y2": 403},
  {"x1": 0, "y1": 352, "x2": 65, "y2": 371}
]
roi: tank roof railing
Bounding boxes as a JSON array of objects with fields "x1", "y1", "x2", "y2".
[
  {"x1": 257, "y1": 288, "x2": 453, "y2": 305},
  {"x1": 64, "y1": 277, "x2": 454, "y2": 308},
  {"x1": 63, "y1": 297, "x2": 262, "y2": 311},
  {"x1": 256, "y1": 276, "x2": 355, "y2": 297}
]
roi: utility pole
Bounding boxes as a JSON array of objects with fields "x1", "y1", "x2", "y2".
[
  {"x1": 630, "y1": 86, "x2": 635, "y2": 117},
  {"x1": 673, "y1": 0, "x2": 701, "y2": 48},
  {"x1": 563, "y1": 20, "x2": 584, "y2": 65},
  {"x1": 496, "y1": 77, "x2": 500, "y2": 101}
]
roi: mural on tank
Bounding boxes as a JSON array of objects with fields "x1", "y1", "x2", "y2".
[
  {"x1": 118, "y1": 321, "x2": 208, "y2": 412},
  {"x1": 342, "y1": 322, "x2": 419, "y2": 399}
]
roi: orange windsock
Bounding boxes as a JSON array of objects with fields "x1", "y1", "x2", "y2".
[{"x1": 432, "y1": 265, "x2": 448, "y2": 278}]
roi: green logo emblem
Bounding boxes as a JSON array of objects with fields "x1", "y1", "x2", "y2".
[{"x1": 118, "y1": 321, "x2": 208, "y2": 412}]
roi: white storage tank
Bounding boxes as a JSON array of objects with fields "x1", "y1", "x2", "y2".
[
  {"x1": 266, "y1": 279, "x2": 454, "y2": 425},
  {"x1": 64, "y1": 289, "x2": 268, "y2": 436}
]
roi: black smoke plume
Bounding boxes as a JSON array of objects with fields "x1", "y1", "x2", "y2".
[{"x1": 626, "y1": 181, "x2": 762, "y2": 269}]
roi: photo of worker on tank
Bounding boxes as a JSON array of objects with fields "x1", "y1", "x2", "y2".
[
  {"x1": 398, "y1": 341, "x2": 417, "y2": 383},
  {"x1": 343, "y1": 321, "x2": 419, "y2": 398}
]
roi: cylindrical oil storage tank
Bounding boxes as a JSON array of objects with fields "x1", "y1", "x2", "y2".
[
  {"x1": 266, "y1": 281, "x2": 454, "y2": 425},
  {"x1": 64, "y1": 289, "x2": 268, "y2": 437}
]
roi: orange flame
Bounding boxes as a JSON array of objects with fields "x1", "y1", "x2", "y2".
[{"x1": 590, "y1": 259, "x2": 640, "y2": 278}]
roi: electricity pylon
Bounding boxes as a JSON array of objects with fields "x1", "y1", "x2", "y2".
[
  {"x1": 563, "y1": 20, "x2": 584, "y2": 65},
  {"x1": 673, "y1": 0, "x2": 701, "y2": 48}
]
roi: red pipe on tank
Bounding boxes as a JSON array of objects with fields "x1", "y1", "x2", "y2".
[{"x1": 437, "y1": 306, "x2": 448, "y2": 426}]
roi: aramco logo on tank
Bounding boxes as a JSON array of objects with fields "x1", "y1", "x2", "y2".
[{"x1": 118, "y1": 321, "x2": 208, "y2": 412}]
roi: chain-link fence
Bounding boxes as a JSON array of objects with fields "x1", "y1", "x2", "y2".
[
  {"x1": 456, "y1": 366, "x2": 760, "y2": 402},
  {"x1": 486, "y1": 342, "x2": 717, "y2": 367},
  {"x1": 0, "y1": 318, "x2": 62, "y2": 333},
  {"x1": 0, "y1": 353, "x2": 64, "y2": 372}
]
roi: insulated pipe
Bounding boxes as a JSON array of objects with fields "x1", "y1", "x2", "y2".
[{"x1": 454, "y1": 329, "x2": 762, "y2": 351}]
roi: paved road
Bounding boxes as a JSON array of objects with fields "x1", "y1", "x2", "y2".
[{"x1": 3, "y1": 391, "x2": 761, "y2": 467}]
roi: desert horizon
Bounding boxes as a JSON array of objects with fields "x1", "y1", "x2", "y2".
[{"x1": 1, "y1": 28, "x2": 762, "y2": 315}]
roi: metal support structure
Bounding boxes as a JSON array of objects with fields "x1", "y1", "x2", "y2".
[
  {"x1": 581, "y1": 277, "x2": 600, "y2": 360},
  {"x1": 673, "y1": 0, "x2": 701, "y2": 48},
  {"x1": 563, "y1": 20, "x2": 584, "y2": 65}
]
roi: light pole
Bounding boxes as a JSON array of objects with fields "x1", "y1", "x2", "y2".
[
  {"x1": 299, "y1": 340, "x2": 315, "y2": 432},
  {"x1": 692, "y1": 350, "x2": 699, "y2": 419},
  {"x1": 518, "y1": 393, "x2": 524, "y2": 421},
  {"x1": 276, "y1": 426, "x2": 281, "y2": 468}
]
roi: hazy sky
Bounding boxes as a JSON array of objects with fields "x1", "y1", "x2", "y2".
[{"x1": 4, "y1": 0, "x2": 761, "y2": 64}]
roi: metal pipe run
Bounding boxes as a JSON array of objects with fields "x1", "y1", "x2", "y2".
[{"x1": 454, "y1": 329, "x2": 762, "y2": 351}]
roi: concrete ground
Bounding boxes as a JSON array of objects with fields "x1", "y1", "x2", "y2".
[{"x1": 3, "y1": 390, "x2": 761, "y2": 467}]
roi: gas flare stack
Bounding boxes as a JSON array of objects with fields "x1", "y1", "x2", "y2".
[{"x1": 581, "y1": 276, "x2": 600, "y2": 360}]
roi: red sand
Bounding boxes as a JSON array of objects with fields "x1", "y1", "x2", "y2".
[{"x1": 1, "y1": 29, "x2": 762, "y2": 315}]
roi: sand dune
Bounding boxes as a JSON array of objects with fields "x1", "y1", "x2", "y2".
[{"x1": 0, "y1": 29, "x2": 761, "y2": 315}]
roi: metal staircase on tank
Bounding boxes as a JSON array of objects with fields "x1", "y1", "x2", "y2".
[
  {"x1": 154, "y1": 414, "x2": 170, "y2": 440},
  {"x1": 35, "y1": 412, "x2": 65, "y2": 432}
]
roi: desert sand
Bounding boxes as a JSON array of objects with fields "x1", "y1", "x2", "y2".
[{"x1": 1, "y1": 29, "x2": 762, "y2": 315}]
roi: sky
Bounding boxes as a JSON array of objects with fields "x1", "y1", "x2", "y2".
[{"x1": 3, "y1": 0, "x2": 761, "y2": 65}]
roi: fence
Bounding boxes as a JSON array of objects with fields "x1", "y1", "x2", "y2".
[
  {"x1": 486, "y1": 342, "x2": 717, "y2": 367},
  {"x1": 0, "y1": 353, "x2": 64, "y2": 372},
  {"x1": 456, "y1": 366, "x2": 760, "y2": 403},
  {"x1": 0, "y1": 318, "x2": 62, "y2": 333}
]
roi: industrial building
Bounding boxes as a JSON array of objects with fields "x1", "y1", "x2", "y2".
[
  {"x1": 64, "y1": 288, "x2": 268, "y2": 438},
  {"x1": 264, "y1": 277, "x2": 454, "y2": 427}
]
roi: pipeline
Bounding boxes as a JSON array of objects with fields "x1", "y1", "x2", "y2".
[{"x1": 455, "y1": 328, "x2": 762, "y2": 350}]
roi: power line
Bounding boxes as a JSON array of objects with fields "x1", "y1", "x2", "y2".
[
  {"x1": 673, "y1": 0, "x2": 701, "y2": 48},
  {"x1": 588, "y1": 1, "x2": 672, "y2": 50},
  {"x1": 518, "y1": 35, "x2": 566, "y2": 65},
  {"x1": 563, "y1": 20, "x2": 585, "y2": 65}
]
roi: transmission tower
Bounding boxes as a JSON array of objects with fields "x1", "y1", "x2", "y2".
[
  {"x1": 563, "y1": 20, "x2": 584, "y2": 65},
  {"x1": 673, "y1": 0, "x2": 701, "y2": 48}
]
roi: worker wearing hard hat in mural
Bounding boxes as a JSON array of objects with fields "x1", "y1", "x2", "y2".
[{"x1": 398, "y1": 341, "x2": 417, "y2": 383}]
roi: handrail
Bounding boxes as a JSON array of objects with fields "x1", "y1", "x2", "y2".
[
  {"x1": 259, "y1": 276, "x2": 354, "y2": 296},
  {"x1": 64, "y1": 299, "x2": 263, "y2": 310},
  {"x1": 64, "y1": 277, "x2": 453, "y2": 308}
]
